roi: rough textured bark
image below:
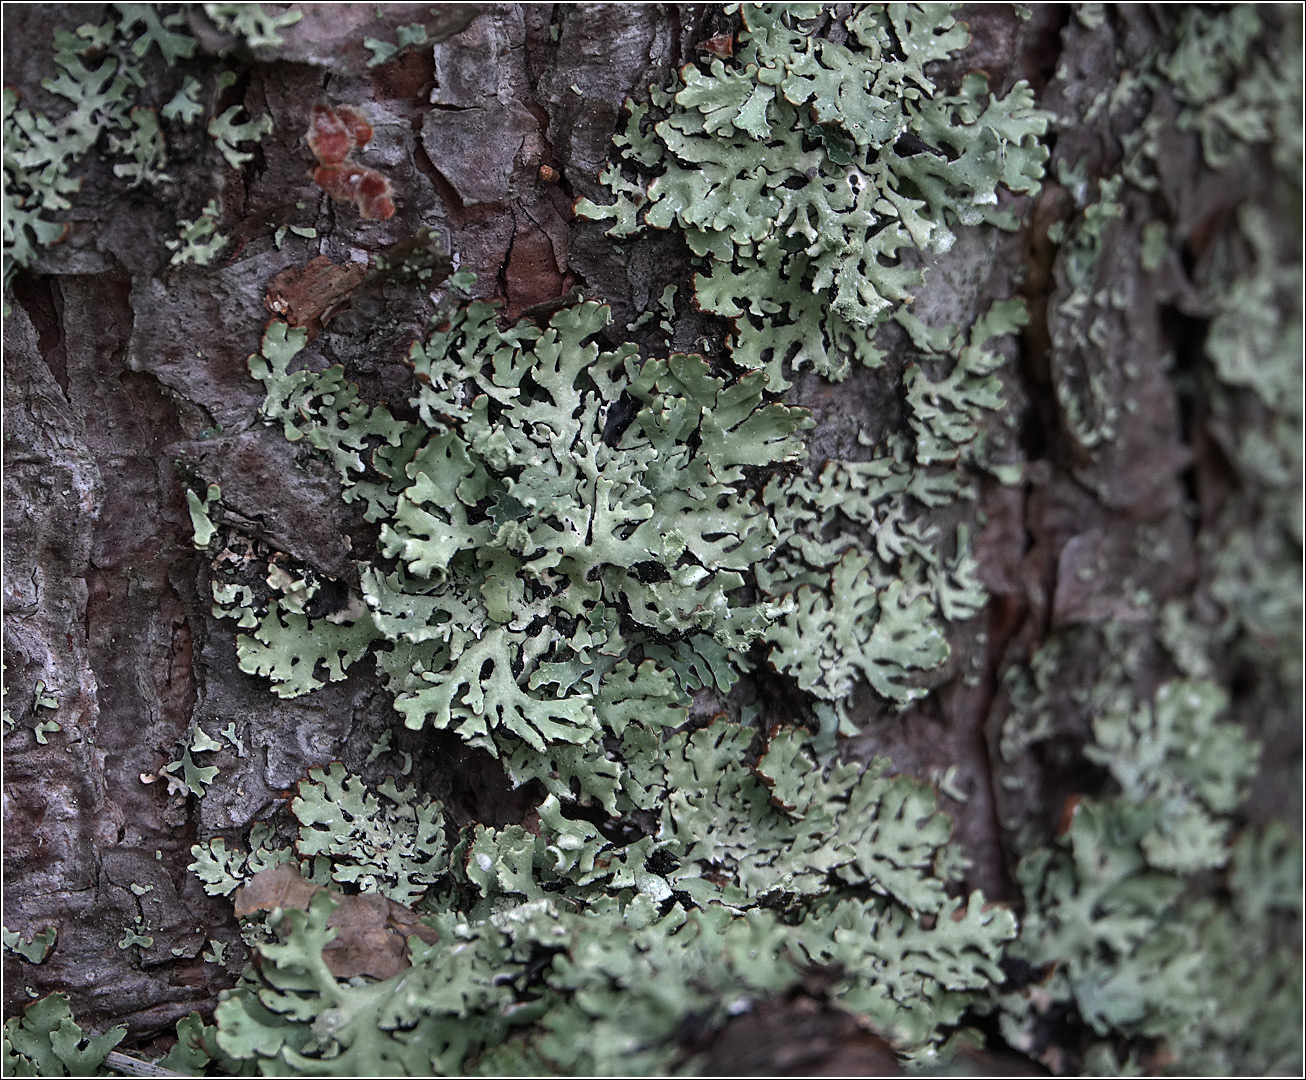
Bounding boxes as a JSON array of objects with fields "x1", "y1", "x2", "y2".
[{"x1": 2, "y1": 3, "x2": 1300, "y2": 1074}]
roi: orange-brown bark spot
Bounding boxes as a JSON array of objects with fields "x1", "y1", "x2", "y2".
[
  {"x1": 264, "y1": 255, "x2": 368, "y2": 334},
  {"x1": 697, "y1": 33, "x2": 735, "y2": 58},
  {"x1": 503, "y1": 225, "x2": 565, "y2": 319}
]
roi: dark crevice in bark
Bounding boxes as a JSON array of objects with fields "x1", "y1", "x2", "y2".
[
  {"x1": 11, "y1": 278, "x2": 68, "y2": 399},
  {"x1": 1159, "y1": 303, "x2": 1212, "y2": 524}
]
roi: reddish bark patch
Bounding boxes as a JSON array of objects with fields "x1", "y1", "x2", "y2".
[
  {"x1": 307, "y1": 103, "x2": 373, "y2": 164},
  {"x1": 369, "y1": 45, "x2": 436, "y2": 101},
  {"x1": 264, "y1": 255, "x2": 368, "y2": 334},
  {"x1": 696, "y1": 32, "x2": 734, "y2": 58},
  {"x1": 504, "y1": 225, "x2": 564, "y2": 319}
]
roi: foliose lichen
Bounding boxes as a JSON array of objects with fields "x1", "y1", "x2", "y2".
[
  {"x1": 2, "y1": 3, "x2": 285, "y2": 297},
  {"x1": 201, "y1": 2, "x2": 302, "y2": 53},
  {"x1": 7, "y1": 2, "x2": 1298, "y2": 1076},
  {"x1": 1, "y1": 992, "x2": 125, "y2": 1077},
  {"x1": 364, "y1": 23, "x2": 431, "y2": 69},
  {"x1": 576, "y1": 2, "x2": 1048, "y2": 390},
  {"x1": 995, "y1": 9, "x2": 1303, "y2": 1069},
  {"x1": 187, "y1": 4, "x2": 1051, "y2": 1071},
  {"x1": 997, "y1": 623, "x2": 1300, "y2": 1074},
  {"x1": 1, "y1": 927, "x2": 57, "y2": 966},
  {"x1": 197, "y1": 721, "x2": 1013, "y2": 1073},
  {"x1": 166, "y1": 198, "x2": 228, "y2": 266}
]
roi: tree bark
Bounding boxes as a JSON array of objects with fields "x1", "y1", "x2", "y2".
[{"x1": 3, "y1": 3, "x2": 1299, "y2": 1073}]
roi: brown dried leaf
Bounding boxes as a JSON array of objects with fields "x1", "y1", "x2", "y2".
[
  {"x1": 233, "y1": 862, "x2": 321, "y2": 915},
  {"x1": 233, "y1": 864, "x2": 438, "y2": 980}
]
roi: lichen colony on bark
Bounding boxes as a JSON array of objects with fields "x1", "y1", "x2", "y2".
[{"x1": 2, "y1": 4, "x2": 1300, "y2": 1077}]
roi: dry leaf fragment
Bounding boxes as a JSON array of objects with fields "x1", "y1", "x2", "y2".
[{"x1": 233, "y1": 863, "x2": 438, "y2": 980}]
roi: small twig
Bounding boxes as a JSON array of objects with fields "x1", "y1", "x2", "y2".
[{"x1": 104, "y1": 1049, "x2": 191, "y2": 1078}]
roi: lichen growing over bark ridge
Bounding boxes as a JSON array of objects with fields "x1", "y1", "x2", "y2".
[
  {"x1": 2, "y1": 3, "x2": 287, "y2": 295},
  {"x1": 181, "y1": 4, "x2": 1050, "y2": 1071}
]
